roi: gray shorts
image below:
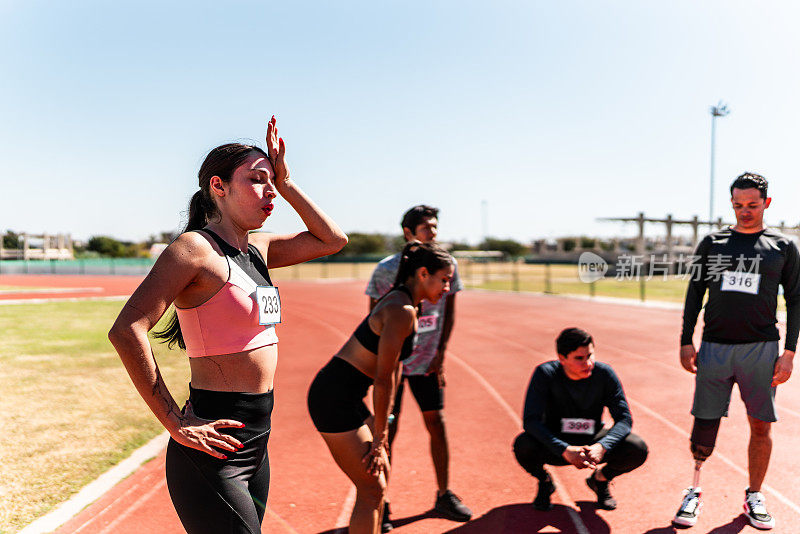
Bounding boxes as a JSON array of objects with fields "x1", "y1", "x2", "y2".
[{"x1": 692, "y1": 341, "x2": 779, "y2": 423}]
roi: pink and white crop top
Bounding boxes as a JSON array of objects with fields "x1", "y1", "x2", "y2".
[{"x1": 175, "y1": 229, "x2": 279, "y2": 357}]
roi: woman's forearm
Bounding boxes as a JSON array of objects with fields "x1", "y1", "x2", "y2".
[
  {"x1": 109, "y1": 327, "x2": 183, "y2": 435},
  {"x1": 371, "y1": 376, "x2": 393, "y2": 446}
]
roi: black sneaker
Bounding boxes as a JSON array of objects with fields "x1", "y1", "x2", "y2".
[
  {"x1": 743, "y1": 488, "x2": 775, "y2": 530},
  {"x1": 381, "y1": 502, "x2": 393, "y2": 532},
  {"x1": 533, "y1": 477, "x2": 556, "y2": 511},
  {"x1": 434, "y1": 490, "x2": 472, "y2": 522},
  {"x1": 586, "y1": 474, "x2": 617, "y2": 510}
]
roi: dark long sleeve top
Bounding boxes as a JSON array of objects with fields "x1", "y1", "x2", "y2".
[
  {"x1": 521, "y1": 361, "x2": 633, "y2": 457},
  {"x1": 680, "y1": 228, "x2": 800, "y2": 351}
]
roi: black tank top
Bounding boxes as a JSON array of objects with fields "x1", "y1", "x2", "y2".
[
  {"x1": 353, "y1": 286, "x2": 416, "y2": 361},
  {"x1": 201, "y1": 228, "x2": 273, "y2": 287}
]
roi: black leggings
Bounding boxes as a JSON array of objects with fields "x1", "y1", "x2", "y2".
[
  {"x1": 513, "y1": 429, "x2": 648, "y2": 481},
  {"x1": 165, "y1": 386, "x2": 273, "y2": 534}
]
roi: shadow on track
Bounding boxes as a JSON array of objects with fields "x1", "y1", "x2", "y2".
[
  {"x1": 704, "y1": 514, "x2": 749, "y2": 533},
  {"x1": 441, "y1": 503, "x2": 610, "y2": 533},
  {"x1": 315, "y1": 511, "x2": 440, "y2": 534}
]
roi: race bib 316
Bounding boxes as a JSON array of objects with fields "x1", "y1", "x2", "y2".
[{"x1": 720, "y1": 271, "x2": 760, "y2": 295}]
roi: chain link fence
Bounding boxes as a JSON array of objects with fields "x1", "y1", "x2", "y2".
[{"x1": 0, "y1": 258, "x2": 690, "y2": 304}]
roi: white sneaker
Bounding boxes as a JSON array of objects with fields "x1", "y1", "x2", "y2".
[
  {"x1": 673, "y1": 487, "x2": 702, "y2": 527},
  {"x1": 743, "y1": 488, "x2": 775, "y2": 530}
]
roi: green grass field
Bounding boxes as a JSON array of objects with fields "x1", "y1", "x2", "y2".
[{"x1": 0, "y1": 300, "x2": 188, "y2": 533}]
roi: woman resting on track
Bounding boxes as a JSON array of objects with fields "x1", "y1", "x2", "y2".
[
  {"x1": 109, "y1": 117, "x2": 346, "y2": 534},
  {"x1": 308, "y1": 242, "x2": 455, "y2": 534}
]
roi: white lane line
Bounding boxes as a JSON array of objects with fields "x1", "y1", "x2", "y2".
[
  {"x1": 72, "y1": 470, "x2": 160, "y2": 533},
  {"x1": 282, "y1": 308, "x2": 357, "y2": 532},
  {"x1": 0, "y1": 295, "x2": 129, "y2": 305},
  {"x1": 462, "y1": 328, "x2": 800, "y2": 519},
  {"x1": 449, "y1": 353, "x2": 590, "y2": 534},
  {"x1": 334, "y1": 487, "x2": 357, "y2": 529},
  {"x1": 265, "y1": 505, "x2": 302, "y2": 534},
  {"x1": 475, "y1": 328, "x2": 800, "y2": 422},
  {"x1": 97, "y1": 479, "x2": 167, "y2": 534},
  {"x1": 628, "y1": 399, "x2": 800, "y2": 517},
  {"x1": 19, "y1": 433, "x2": 169, "y2": 534},
  {"x1": 0, "y1": 287, "x2": 104, "y2": 295},
  {"x1": 602, "y1": 341, "x2": 800, "y2": 421}
]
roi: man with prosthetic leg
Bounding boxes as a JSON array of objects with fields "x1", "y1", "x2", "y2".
[
  {"x1": 513, "y1": 328, "x2": 648, "y2": 511},
  {"x1": 675, "y1": 173, "x2": 799, "y2": 530}
]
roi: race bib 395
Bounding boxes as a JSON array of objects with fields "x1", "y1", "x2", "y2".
[{"x1": 417, "y1": 314, "x2": 439, "y2": 334}]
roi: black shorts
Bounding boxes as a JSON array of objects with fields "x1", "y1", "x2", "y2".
[
  {"x1": 308, "y1": 357, "x2": 372, "y2": 433},
  {"x1": 393, "y1": 373, "x2": 444, "y2": 414}
]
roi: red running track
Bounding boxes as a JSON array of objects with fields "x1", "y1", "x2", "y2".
[
  {"x1": 0, "y1": 275, "x2": 142, "y2": 301},
  {"x1": 6, "y1": 276, "x2": 799, "y2": 533}
]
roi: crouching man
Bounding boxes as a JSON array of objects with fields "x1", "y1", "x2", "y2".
[{"x1": 513, "y1": 327, "x2": 648, "y2": 511}]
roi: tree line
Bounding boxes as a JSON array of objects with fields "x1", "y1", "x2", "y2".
[{"x1": 1, "y1": 230, "x2": 531, "y2": 259}]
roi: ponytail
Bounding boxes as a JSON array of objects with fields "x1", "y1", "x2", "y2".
[
  {"x1": 151, "y1": 190, "x2": 214, "y2": 350},
  {"x1": 153, "y1": 143, "x2": 268, "y2": 351},
  {"x1": 391, "y1": 241, "x2": 453, "y2": 290}
]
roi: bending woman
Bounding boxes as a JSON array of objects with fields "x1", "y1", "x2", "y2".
[
  {"x1": 108, "y1": 117, "x2": 347, "y2": 534},
  {"x1": 308, "y1": 242, "x2": 454, "y2": 534}
]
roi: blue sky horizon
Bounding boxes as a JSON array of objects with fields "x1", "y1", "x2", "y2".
[{"x1": 2, "y1": 1, "x2": 798, "y2": 245}]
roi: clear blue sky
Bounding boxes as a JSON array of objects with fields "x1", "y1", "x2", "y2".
[{"x1": 2, "y1": 1, "x2": 798, "y2": 244}]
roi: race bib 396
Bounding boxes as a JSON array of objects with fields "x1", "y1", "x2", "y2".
[{"x1": 561, "y1": 418, "x2": 595, "y2": 435}]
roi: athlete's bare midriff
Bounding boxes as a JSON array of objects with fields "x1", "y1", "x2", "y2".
[
  {"x1": 334, "y1": 335, "x2": 380, "y2": 379},
  {"x1": 189, "y1": 344, "x2": 278, "y2": 393}
]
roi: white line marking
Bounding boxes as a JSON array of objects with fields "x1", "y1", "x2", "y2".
[
  {"x1": 72, "y1": 470, "x2": 160, "y2": 533},
  {"x1": 602, "y1": 341, "x2": 800, "y2": 421},
  {"x1": 96, "y1": 479, "x2": 167, "y2": 534},
  {"x1": 265, "y1": 505, "x2": 302, "y2": 534},
  {"x1": 18, "y1": 433, "x2": 169, "y2": 534},
  {"x1": 334, "y1": 487, "x2": 357, "y2": 529},
  {"x1": 0, "y1": 295, "x2": 128, "y2": 305},
  {"x1": 449, "y1": 353, "x2": 590, "y2": 534},
  {"x1": 468, "y1": 328, "x2": 800, "y2": 519},
  {"x1": 289, "y1": 310, "x2": 360, "y2": 530},
  {"x1": 628, "y1": 399, "x2": 800, "y2": 517},
  {"x1": 0, "y1": 287, "x2": 104, "y2": 295}
]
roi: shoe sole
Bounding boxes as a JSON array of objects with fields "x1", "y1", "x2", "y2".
[
  {"x1": 743, "y1": 504, "x2": 775, "y2": 530},
  {"x1": 672, "y1": 515, "x2": 698, "y2": 527},
  {"x1": 434, "y1": 508, "x2": 471, "y2": 522}
]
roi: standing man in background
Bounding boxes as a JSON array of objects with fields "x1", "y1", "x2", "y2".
[{"x1": 366, "y1": 205, "x2": 472, "y2": 531}]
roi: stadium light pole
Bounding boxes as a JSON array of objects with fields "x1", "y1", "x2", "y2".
[
  {"x1": 709, "y1": 101, "x2": 730, "y2": 223},
  {"x1": 481, "y1": 199, "x2": 488, "y2": 242}
]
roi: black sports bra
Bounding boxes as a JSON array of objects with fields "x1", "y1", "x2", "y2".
[{"x1": 353, "y1": 286, "x2": 417, "y2": 361}]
